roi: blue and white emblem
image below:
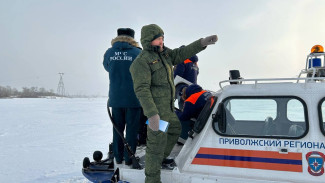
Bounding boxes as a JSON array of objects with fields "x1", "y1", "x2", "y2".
[{"x1": 306, "y1": 151, "x2": 325, "y2": 176}]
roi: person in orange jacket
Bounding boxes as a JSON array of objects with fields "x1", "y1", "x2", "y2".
[{"x1": 176, "y1": 84, "x2": 212, "y2": 144}]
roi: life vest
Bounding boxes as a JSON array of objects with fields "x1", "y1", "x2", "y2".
[
  {"x1": 185, "y1": 90, "x2": 207, "y2": 105},
  {"x1": 184, "y1": 59, "x2": 192, "y2": 64}
]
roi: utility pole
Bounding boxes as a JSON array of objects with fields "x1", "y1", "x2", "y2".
[{"x1": 57, "y1": 73, "x2": 65, "y2": 96}]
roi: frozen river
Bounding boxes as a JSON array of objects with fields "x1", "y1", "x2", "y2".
[{"x1": 0, "y1": 98, "x2": 112, "y2": 183}]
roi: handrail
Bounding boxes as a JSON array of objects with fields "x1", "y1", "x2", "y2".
[{"x1": 219, "y1": 77, "x2": 325, "y2": 89}]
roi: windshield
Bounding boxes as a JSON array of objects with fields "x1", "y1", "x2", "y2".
[{"x1": 213, "y1": 96, "x2": 308, "y2": 138}]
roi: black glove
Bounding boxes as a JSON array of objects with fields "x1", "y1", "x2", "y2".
[{"x1": 201, "y1": 35, "x2": 218, "y2": 47}]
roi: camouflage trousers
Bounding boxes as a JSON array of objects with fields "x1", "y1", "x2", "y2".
[{"x1": 145, "y1": 112, "x2": 181, "y2": 183}]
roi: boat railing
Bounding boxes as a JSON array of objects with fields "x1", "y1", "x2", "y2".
[
  {"x1": 219, "y1": 76, "x2": 325, "y2": 90},
  {"x1": 219, "y1": 51, "x2": 325, "y2": 90}
]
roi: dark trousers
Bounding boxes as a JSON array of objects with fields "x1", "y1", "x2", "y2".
[
  {"x1": 180, "y1": 119, "x2": 194, "y2": 140},
  {"x1": 112, "y1": 107, "x2": 141, "y2": 163},
  {"x1": 137, "y1": 109, "x2": 147, "y2": 145},
  {"x1": 175, "y1": 84, "x2": 186, "y2": 110}
]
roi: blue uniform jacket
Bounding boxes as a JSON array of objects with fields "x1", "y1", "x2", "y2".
[
  {"x1": 103, "y1": 36, "x2": 141, "y2": 108},
  {"x1": 176, "y1": 84, "x2": 211, "y2": 121},
  {"x1": 174, "y1": 55, "x2": 199, "y2": 84}
]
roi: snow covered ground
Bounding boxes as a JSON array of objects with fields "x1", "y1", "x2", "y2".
[{"x1": 0, "y1": 98, "x2": 112, "y2": 183}]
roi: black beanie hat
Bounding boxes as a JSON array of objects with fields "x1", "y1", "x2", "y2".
[
  {"x1": 151, "y1": 33, "x2": 164, "y2": 41},
  {"x1": 189, "y1": 55, "x2": 198, "y2": 62},
  {"x1": 117, "y1": 28, "x2": 135, "y2": 38},
  {"x1": 185, "y1": 84, "x2": 202, "y2": 98}
]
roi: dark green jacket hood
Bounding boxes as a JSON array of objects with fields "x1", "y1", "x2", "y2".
[{"x1": 141, "y1": 24, "x2": 164, "y2": 51}]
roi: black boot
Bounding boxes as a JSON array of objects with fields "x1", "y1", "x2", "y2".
[{"x1": 161, "y1": 158, "x2": 176, "y2": 170}]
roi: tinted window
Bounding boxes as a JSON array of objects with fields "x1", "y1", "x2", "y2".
[
  {"x1": 213, "y1": 97, "x2": 307, "y2": 138},
  {"x1": 287, "y1": 99, "x2": 305, "y2": 122},
  {"x1": 227, "y1": 99, "x2": 276, "y2": 121},
  {"x1": 319, "y1": 99, "x2": 325, "y2": 135}
]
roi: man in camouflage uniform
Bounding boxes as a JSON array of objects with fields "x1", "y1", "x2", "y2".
[{"x1": 130, "y1": 24, "x2": 217, "y2": 183}]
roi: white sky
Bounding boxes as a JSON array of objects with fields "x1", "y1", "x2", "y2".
[{"x1": 1, "y1": 0, "x2": 325, "y2": 95}]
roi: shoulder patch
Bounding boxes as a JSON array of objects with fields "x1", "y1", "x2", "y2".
[{"x1": 148, "y1": 59, "x2": 160, "y2": 65}]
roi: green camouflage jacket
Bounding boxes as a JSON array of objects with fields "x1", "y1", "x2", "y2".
[{"x1": 130, "y1": 24, "x2": 205, "y2": 119}]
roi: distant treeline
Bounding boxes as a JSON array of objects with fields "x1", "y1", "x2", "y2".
[{"x1": 0, "y1": 86, "x2": 57, "y2": 98}]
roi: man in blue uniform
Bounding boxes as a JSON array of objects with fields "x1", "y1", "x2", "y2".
[
  {"x1": 176, "y1": 84, "x2": 212, "y2": 144},
  {"x1": 103, "y1": 28, "x2": 142, "y2": 165},
  {"x1": 174, "y1": 53, "x2": 199, "y2": 84},
  {"x1": 174, "y1": 50, "x2": 199, "y2": 110}
]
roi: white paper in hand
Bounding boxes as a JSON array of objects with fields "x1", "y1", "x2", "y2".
[{"x1": 146, "y1": 119, "x2": 169, "y2": 132}]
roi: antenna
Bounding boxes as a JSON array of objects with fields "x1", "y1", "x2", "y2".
[{"x1": 57, "y1": 73, "x2": 65, "y2": 96}]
